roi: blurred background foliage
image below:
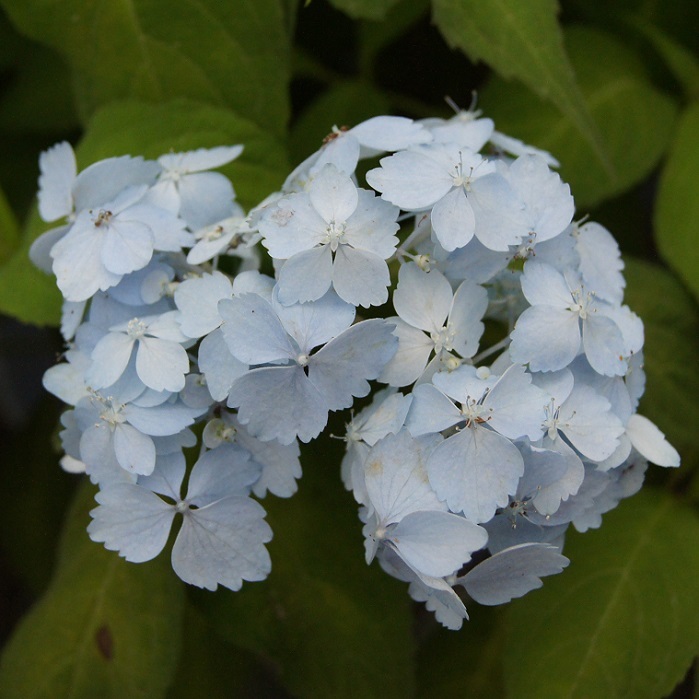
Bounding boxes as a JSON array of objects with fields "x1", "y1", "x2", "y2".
[{"x1": 0, "y1": 0, "x2": 697, "y2": 697}]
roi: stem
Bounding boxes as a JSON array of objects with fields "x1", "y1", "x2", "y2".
[{"x1": 472, "y1": 336, "x2": 511, "y2": 365}]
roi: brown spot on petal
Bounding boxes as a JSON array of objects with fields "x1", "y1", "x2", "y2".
[{"x1": 95, "y1": 624, "x2": 114, "y2": 660}]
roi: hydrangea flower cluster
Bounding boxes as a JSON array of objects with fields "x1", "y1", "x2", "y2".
[{"x1": 32, "y1": 110, "x2": 680, "y2": 629}]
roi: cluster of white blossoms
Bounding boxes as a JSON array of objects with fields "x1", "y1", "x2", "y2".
[{"x1": 32, "y1": 109, "x2": 680, "y2": 628}]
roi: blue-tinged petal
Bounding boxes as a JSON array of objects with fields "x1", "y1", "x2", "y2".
[
  {"x1": 308, "y1": 319, "x2": 397, "y2": 411},
  {"x1": 135, "y1": 337, "x2": 188, "y2": 393},
  {"x1": 38, "y1": 142, "x2": 76, "y2": 222},
  {"x1": 378, "y1": 318, "x2": 433, "y2": 387},
  {"x1": 88, "y1": 483, "x2": 174, "y2": 563},
  {"x1": 273, "y1": 288, "x2": 355, "y2": 352},
  {"x1": 198, "y1": 329, "x2": 248, "y2": 401},
  {"x1": 219, "y1": 293, "x2": 296, "y2": 364},
  {"x1": 430, "y1": 187, "x2": 474, "y2": 252},
  {"x1": 626, "y1": 414, "x2": 680, "y2": 467},
  {"x1": 520, "y1": 260, "x2": 573, "y2": 308},
  {"x1": 186, "y1": 444, "x2": 259, "y2": 507},
  {"x1": 309, "y1": 164, "x2": 358, "y2": 224},
  {"x1": 276, "y1": 245, "x2": 334, "y2": 305},
  {"x1": 470, "y1": 172, "x2": 525, "y2": 251},
  {"x1": 389, "y1": 510, "x2": 487, "y2": 577},
  {"x1": 138, "y1": 451, "x2": 186, "y2": 500},
  {"x1": 366, "y1": 147, "x2": 454, "y2": 210},
  {"x1": 113, "y1": 422, "x2": 157, "y2": 476},
  {"x1": 582, "y1": 313, "x2": 627, "y2": 376},
  {"x1": 486, "y1": 364, "x2": 548, "y2": 441},
  {"x1": 178, "y1": 171, "x2": 236, "y2": 230},
  {"x1": 459, "y1": 543, "x2": 569, "y2": 605},
  {"x1": 449, "y1": 280, "x2": 488, "y2": 358},
  {"x1": 405, "y1": 383, "x2": 462, "y2": 436},
  {"x1": 364, "y1": 430, "x2": 445, "y2": 523},
  {"x1": 510, "y1": 305, "x2": 581, "y2": 372},
  {"x1": 394, "y1": 262, "x2": 452, "y2": 333},
  {"x1": 228, "y1": 366, "x2": 327, "y2": 444},
  {"x1": 51, "y1": 224, "x2": 122, "y2": 302},
  {"x1": 72, "y1": 156, "x2": 159, "y2": 212},
  {"x1": 427, "y1": 427, "x2": 524, "y2": 523},
  {"x1": 101, "y1": 219, "x2": 154, "y2": 275},
  {"x1": 332, "y1": 246, "x2": 389, "y2": 308},
  {"x1": 175, "y1": 271, "x2": 233, "y2": 338},
  {"x1": 172, "y1": 496, "x2": 272, "y2": 591},
  {"x1": 86, "y1": 332, "x2": 135, "y2": 390}
]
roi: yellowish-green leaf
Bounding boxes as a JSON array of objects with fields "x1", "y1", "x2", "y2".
[
  {"x1": 481, "y1": 26, "x2": 677, "y2": 208},
  {"x1": 417, "y1": 608, "x2": 506, "y2": 697},
  {"x1": 326, "y1": 0, "x2": 402, "y2": 20},
  {"x1": 0, "y1": 0, "x2": 290, "y2": 135},
  {"x1": 655, "y1": 102, "x2": 699, "y2": 304},
  {"x1": 432, "y1": 0, "x2": 607, "y2": 168},
  {"x1": 629, "y1": 17, "x2": 699, "y2": 100},
  {"x1": 623, "y1": 258, "x2": 699, "y2": 462},
  {"x1": 0, "y1": 184, "x2": 19, "y2": 264},
  {"x1": 0, "y1": 481, "x2": 185, "y2": 699},
  {"x1": 503, "y1": 490, "x2": 699, "y2": 699}
]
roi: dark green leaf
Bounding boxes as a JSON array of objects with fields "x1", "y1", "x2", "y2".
[
  {"x1": 0, "y1": 45, "x2": 78, "y2": 134},
  {"x1": 655, "y1": 102, "x2": 699, "y2": 303},
  {"x1": 628, "y1": 17, "x2": 699, "y2": 100},
  {"x1": 0, "y1": 0, "x2": 291, "y2": 135},
  {"x1": 326, "y1": 0, "x2": 402, "y2": 20},
  {"x1": 481, "y1": 26, "x2": 678, "y2": 208},
  {"x1": 623, "y1": 258, "x2": 699, "y2": 461},
  {"x1": 503, "y1": 490, "x2": 699, "y2": 699},
  {"x1": 416, "y1": 608, "x2": 506, "y2": 697},
  {"x1": 431, "y1": 0, "x2": 606, "y2": 167},
  {"x1": 0, "y1": 481, "x2": 185, "y2": 699},
  {"x1": 194, "y1": 434, "x2": 415, "y2": 699},
  {"x1": 167, "y1": 605, "x2": 290, "y2": 699},
  {"x1": 0, "y1": 183, "x2": 19, "y2": 264}
]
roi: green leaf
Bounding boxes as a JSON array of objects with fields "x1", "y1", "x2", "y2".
[
  {"x1": 628, "y1": 17, "x2": 699, "y2": 100},
  {"x1": 0, "y1": 481, "x2": 185, "y2": 699},
  {"x1": 194, "y1": 433, "x2": 415, "y2": 699},
  {"x1": 502, "y1": 489, "x2": 699, "y2": 699},
  {"x1": 431, "y1": 0, "x2": 606, "y2": 168},
  {"x1": 166, "y1": 605, "x2": 287, "y2": 699},
  {"x1": 77, "y1": 100, "x2": 289, "y2": 210},
  {"x1": 326, "y1": 0, "x2": 402, "y2": 20},
  {"x1": 480, "y1": 26, "x2": 678, "y2": 209},
  {"x1": 416, "y1": 608, "x2": 506, "y2": 697},
  {"x1": 0, "y1": 0, "x2": 291, "y2": 135},
  {"x1": 655, "y1": 102, "x2": 699, "y2": 304},
  {"x1": 0, "y1": 183, "x2": 19, "y2": 264},
  {"x1": 623, "y1": 258, "x2": 699, "y2": 462}
]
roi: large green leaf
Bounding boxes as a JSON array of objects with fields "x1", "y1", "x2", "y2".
[
  {"x1": 194, "y1": 433, "x2": 415, "y2": 699},
  {"x1": 0, "y1": 99, "x2": 287, "y2": 327},
  {"x1": 655, "y1": 102, "x2": 699, "y2": 304},
  {"x1": 0, "y1": 183, "x2": 19, "y2": 264},
  {"x1": 416, "y1": 608, "x2": 506, "y2": 697},
  {"x1": 502, "y1": 489, "x2": 699, "y2": 699},
  {"x1": 431, "y1": 0, "x2": 605, "y2": 166},
  {"x1": 0, "y1": 481, "x2": 185, "y2": 699},
  {"x1": 480, "y1": 26, "x2": 678, "y2": 209},
  {"x1": 0, "y1": 0, "x2": 290, "y2": 135},
  {"x1": 623, "y1": 258, "x2": 699, "y2": 461},
  {"x1": 629, "y1": 18, "x2": 699, "y2": 101},
  {"x1": 326, "y1": 0, "x2": 402, "y2": 20},
  {"x1": 76, "y1": 100, "x2": 288, "y2": 210}
]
